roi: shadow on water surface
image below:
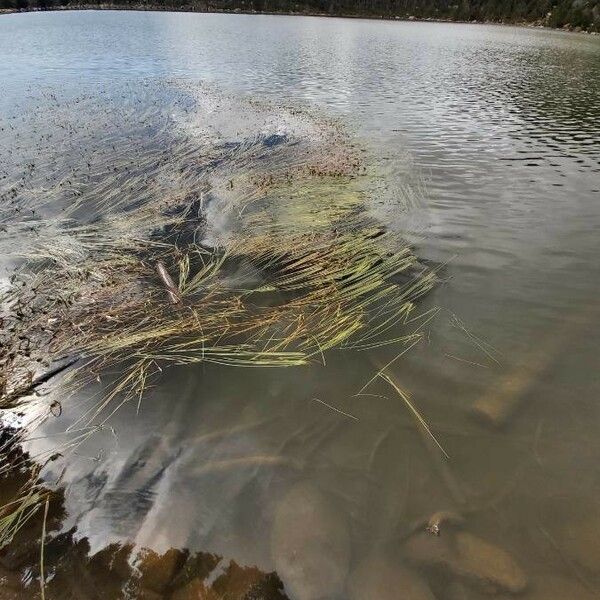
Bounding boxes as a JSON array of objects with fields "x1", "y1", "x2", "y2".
[{"x1": 0, "y1": 437, "x2": 289, "y2": 599}]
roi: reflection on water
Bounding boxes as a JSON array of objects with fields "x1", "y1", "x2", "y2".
[
  {"x1": 0, "y1": 441, "x2": 289, "y2": 599},
  {"x1": 1, "y1": 11, "x2": 600, "y2": 600}
]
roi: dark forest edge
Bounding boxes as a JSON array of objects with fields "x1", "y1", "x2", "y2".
[{"x1": 1, "y1": 0, "x2": 599, "y2": 32}]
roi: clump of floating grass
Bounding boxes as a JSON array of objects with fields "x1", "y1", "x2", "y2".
[
  {"x1": 0, "y1": 83, "x2": 436, "y2": 540},
  {"x1": 1, "y1": 119, "x2": 433, "y2": 410}
]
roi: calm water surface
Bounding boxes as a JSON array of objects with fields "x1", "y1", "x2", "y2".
[{"x1": 1, "y1": 11, "x2": 600, "y2": 599}]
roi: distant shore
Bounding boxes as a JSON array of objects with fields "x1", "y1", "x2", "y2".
[{"x1": 1, "y1": 5, "x2": 598, "y2": 34}]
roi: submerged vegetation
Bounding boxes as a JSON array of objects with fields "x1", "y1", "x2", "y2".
[
  {"x1": 0, "y1": 82, "x2": 435, "y2": 547},
  {"x1": 0, "y1": 83, "x2": 434, "y2": 407}
]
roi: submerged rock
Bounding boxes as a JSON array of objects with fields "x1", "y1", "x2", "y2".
[
  {"x1": 171, "y1": 577, "x2": 219, "y2": 600},
  {"x1": 347, "y1": 554, "x2": 435, "y2": 600},
  {"x1": 524, "y1": 574, "x2": 598, "y2": 600},
  {"x1": 135, "y1": 547, "x2": 186, "y2": 593},
  {"x1": 270, "y1": 482, "x2": 350, "y2": 600},
  {"x1": 445, "y1": 580, "x2": 479, "y2": 600},
  {"x1": 560, "y1": 513, "x2": 600, "y2": 575},
  {"x1": 0, "y1": 565, "x2": 26, "y2": 600},
  {"x1": 403, "y1": 530, "x2": 527, "y2": 594}
]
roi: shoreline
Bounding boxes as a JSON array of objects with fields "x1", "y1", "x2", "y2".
[{"x1": 1, "y1": 5, "x2": 598, "y2": 34}]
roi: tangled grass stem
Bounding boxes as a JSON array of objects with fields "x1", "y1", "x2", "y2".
[{"x1": 0, "y1": 84, "x2": 436, "y2": 545}]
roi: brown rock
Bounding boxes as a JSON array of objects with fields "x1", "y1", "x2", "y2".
[
  {"x1": 271, "y1": 482, "x2": 350, "y2": 600},
  {"x1": 404, "y1": 530, "x2": 527, "y2": 594},
  {"x1": 171, "y1": 577, "x2": 219, "y2": 600},
  {"x1": 560, "y1": 514, "x2": 600, "y2": 575},
  {"x1": 453, "y1": 532, "x2": 527, "y2": 594},
  {"x1": 137, "y1": 548, "x2": 186, "y2": 593},
  {"x1": 525, "y1": 574, "x2": 597, "y2": 600},
  {"x1": 347, "y1": 554, "x2": 435, "y2": 600},
  {"x1": 89, "y1": 542, "x2": 133, "y2": 581},
  {"x1": 0, "y1": 565, "x2": 30, "y2": 600},
  {"x1": 212, "y1": 560, "x2": 265, "y2": 598},
  {"x1": 445, "y1": 580, "x2": 478, "y2": 599},
  {"x1": 170, "y1": 551, "x2": 221, "y2": 590},
  {"x1": 137, "y1": 590, "x2": 164, "y2": 600}
]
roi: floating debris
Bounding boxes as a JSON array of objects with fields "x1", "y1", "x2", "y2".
[
  {"x1": 425, "y1": 510, "x2": 465, "y2": 536},
  {"x1": 155, "y1": 261, "x2": 182, "y2": 305}
]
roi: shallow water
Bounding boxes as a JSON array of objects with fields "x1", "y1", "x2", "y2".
[{"x1": 1, "y1": 11, "x2": 600, "y2": 600}]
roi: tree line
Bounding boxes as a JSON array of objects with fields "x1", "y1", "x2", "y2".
[{"x1": 1, "y1": 0, "x2": 599, "y2": 31}]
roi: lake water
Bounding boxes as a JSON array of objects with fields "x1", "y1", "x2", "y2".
[{"x1": 1, "y1": 10, "x2": 600, "y2": 600}]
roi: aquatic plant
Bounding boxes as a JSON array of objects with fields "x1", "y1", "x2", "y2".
[{"x1": 0, "y1": 82, "x2": 435, "y2": 545}]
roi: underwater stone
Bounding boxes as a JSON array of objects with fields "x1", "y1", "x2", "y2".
[
  {"x1": 347, "y1": 554, "x2": 435, "y2": 600},
  {"x1": 136, "y1": 547, "x2": 186, "y2": 593},
  {"x1": 560, "y1": 514, "x2": 600, "y2": 575},
  {"x1": 271, "y1": 482, "x2": 350, "y2": 600},
  {"x1": 523, "y1": 574, "x2": 598, "y2": 600},
  {"x1": 171, "y1": 577, "x2": 219, "y2": 600},
  {"x1": 136, "y1": 590, "x2": 164, "y2": 600},
  {"x1": 0, "y1": 565, "x2": 24, "y2": 600},
  {"x1": 403, "y1": 530, "x2": 527, "y2": 594}
]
